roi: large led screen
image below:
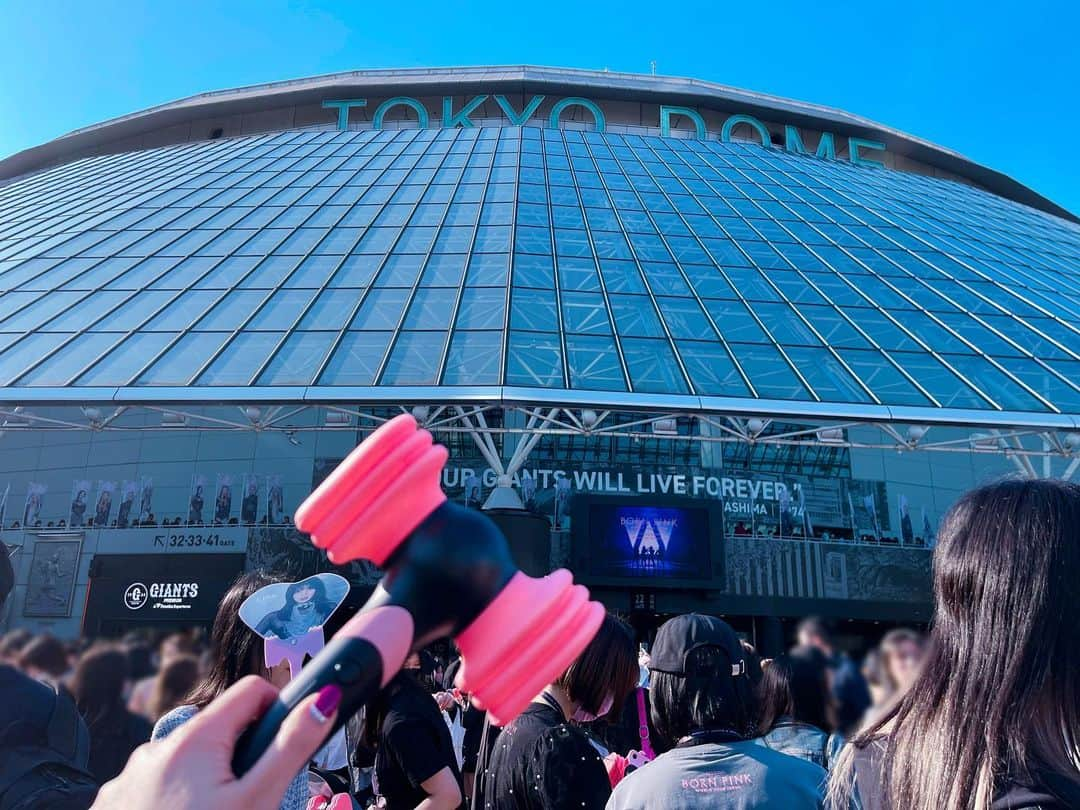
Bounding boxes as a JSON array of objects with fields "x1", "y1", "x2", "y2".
[{"x1": 586, "y1": 503, "x2": 712, "y2": 580}]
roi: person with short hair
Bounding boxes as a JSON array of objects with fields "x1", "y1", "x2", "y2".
[
  {"x1": 828, "y1": 480, "x2": 1080, "y2": 810},
  {"x1": 477, "y1": 613, "x2": 638, "y2": 810},
  {"x1": 797, "y1": 616, "x2": 871, "y2": 735},
  {"x1": 607, "y1": 614, "x2": 825, "y2": 809}
]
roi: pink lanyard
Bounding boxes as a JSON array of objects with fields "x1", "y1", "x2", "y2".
[{"x1": 636, "y1": 688, "x2": 655, "y2": 760}]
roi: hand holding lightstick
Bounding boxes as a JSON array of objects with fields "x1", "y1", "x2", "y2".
[{"x1": 232, "y1": 414, "x2": 605, "y2": 775}]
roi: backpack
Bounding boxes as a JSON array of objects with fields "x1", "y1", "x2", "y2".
[{"x1": 0, "y1": 679, "x2": 99, "y2": 810}]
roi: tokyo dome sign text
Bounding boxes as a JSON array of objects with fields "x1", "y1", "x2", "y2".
[{"x1": 323, "y1": 95, "x2": 887, "y2": 167}]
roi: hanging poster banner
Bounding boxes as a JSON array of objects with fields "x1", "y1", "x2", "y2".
[
  {"x1": 898, "y1": 494, "x2": 914, "y2": 545},
  {"x1": 116, "y1": 480, "x2": 138, "y2": 528},
  {"x1": 136, "y1": 477, "x2": 154, "y2": 525},
  {"x1": 23, "y1": 483, "x2": 46, "y2": 527},
  {"x1": 94, "y1": 481, "x2": 116, "y2": 527},
  {"x1": 69, "y1": 480, "x2": 91, "y2": 527},
  {"x1": 214, "y1": 474, "x2": 234, "y2": 524},
  {"x1": 188, "y1": 475, "x2": 207, "y2": 525},
  {"x1": 266, "y1": 475, "x2": 284, "y2": 524},
  {"x1": 0, "y1": 482, "x2": 9, "y2": 531},
  {"x1": 241, "y1": 474, "x2": 259, "y2": 525}
]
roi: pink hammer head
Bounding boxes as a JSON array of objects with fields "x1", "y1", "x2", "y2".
[
  {"x1": 295, "y1": 411, "x2": 608, "y2": 727},
  {"x1": 295, "y1": 414, "x2": 447, "y2": 566},
  {"x1": 455, "y1": 569, "x2": 606, "y2": 726}
]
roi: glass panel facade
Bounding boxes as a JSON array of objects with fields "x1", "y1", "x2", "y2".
[{"x1": 0, "y1": 125, "x2": 1076, "y2": 413}]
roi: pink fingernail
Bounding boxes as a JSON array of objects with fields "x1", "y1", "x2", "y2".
[{"x1": 311, "y1": 684, "x2": 342, "y2": 723}]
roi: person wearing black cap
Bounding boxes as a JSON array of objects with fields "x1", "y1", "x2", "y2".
[{"x1": 607, "y1": 614, "x2": 825, "y2": 809}]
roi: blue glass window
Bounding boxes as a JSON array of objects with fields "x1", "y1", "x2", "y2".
[
  {"x1": 443, "y1": 330, "x2": 502, "y2": 385},
  {"x1": 565, "y1": 334, "x2": 626, "y2": 390},
  {"x1": 318, "y1": 331, "x2": 393, "y2": 386},
  {"x1": 620, "y1": 338, "x2": 688, "y2": 394}
]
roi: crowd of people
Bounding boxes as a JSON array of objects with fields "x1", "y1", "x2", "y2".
[{"x1": 1, "y1": 477, "x2": 1077, "y2": 809}]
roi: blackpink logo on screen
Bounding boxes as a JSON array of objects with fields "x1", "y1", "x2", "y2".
[
  {"x1": 620, "y1": 514, "x2": 678, "y2": 566},
  {"x1": 590, "y1": 504, "x2": 711, "y2": 579}
]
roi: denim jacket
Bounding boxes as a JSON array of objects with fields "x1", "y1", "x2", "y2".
[{"x1": 754, "y1": 717, "x2": 844, "y2": 770}]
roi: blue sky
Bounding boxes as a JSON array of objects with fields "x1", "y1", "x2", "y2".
[{"x1": 2, "y1": 0, "x2": 1077, "y2": 213}]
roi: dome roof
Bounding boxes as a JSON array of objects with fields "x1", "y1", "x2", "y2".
[{"x1": 0, "y1": 125, "x2": 1078, "y2": 428}]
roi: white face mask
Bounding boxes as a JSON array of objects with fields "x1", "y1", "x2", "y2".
[{"x1": 572, "y1": 692, "x2": 614, "y2": 723}]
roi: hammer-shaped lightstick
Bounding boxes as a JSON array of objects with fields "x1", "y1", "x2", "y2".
[{"x1": 233, "y1": 414, "x2": 605, "y2": 775}]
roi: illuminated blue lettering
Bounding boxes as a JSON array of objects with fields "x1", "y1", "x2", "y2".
[
  {"x1": 322, "y1": 99, "x2": 367, "y2": 131},
  {"x1": 372, "y1": 97, "x2": 429, "y2": 129},
  {"x1": 443, "y1": 95, "x2": 489, "y2": 128},
  {"x1": 493, "y1": 94, "x2": 545, "y2": 125},
  {"x1": 548, "y1": 97, "x2": 606, "y2": 131},
  {"x1": 660, "y1": 105, "x2": 706, "y2": 139},
  {"x1": 848, "y1": 137, "x2": 886, "y2": 167},
  {"x1": 784, "y1": 125, "x2": 836, "y2": 159},
  {"x1": 720, "y1": 114, "x2": 771, "y2": 147}
]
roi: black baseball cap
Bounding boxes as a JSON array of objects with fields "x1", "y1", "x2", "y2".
[{"x1": 649, "y1": 613, "x2": 746, "y2": 677}]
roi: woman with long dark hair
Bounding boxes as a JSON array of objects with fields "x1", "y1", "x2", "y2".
[
  {"x1": 828, "y1": 479, "x2": 1080, "y2": 810},
  {"x1": 70, "y1": 643, "x2": 152, "y2": 783},
  {"x1": 152, "y1": 570, "x2": 308, "y2": 809},
  {"x1": 756, "y1": 646, "x2": 841, "y2": 769}
]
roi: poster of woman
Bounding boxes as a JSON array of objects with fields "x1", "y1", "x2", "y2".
[
  {"x1": 214, "y1": 474, "x2": 233, "y2": 524},
  {"x1": 238, "y1": 573, "x2": 349, "y2": 679},
  {"x1": 241, "y1": 473, "x2": 259, "y2": 525},
  {"x1": 94, "y1": 481, "x2": 116, "y2": 527},
  {"x1": 239, "y1": 574, "x2": 349, "y2": 641},
  {"x1": 69, "y1": 480, "x2": 91, "y2": 527},
  {"x1": 188, "y1": 475, "x2": 206, "y2": 524},
  {"x1": 116, "y1": 480, "x2": 137, "y2": 528},
  {"x1": 23, "y1": 483, "x2": 46, "y2": 527}
]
